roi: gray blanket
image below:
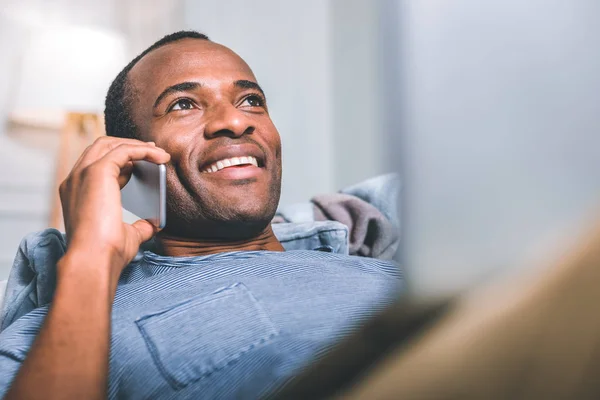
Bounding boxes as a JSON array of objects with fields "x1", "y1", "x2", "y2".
[{"x1": 276, "y1": 174, "x2": 401, "y2": 261}]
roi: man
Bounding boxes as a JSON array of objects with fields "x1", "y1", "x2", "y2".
[{"x1": 0, "y1": 31, "x2": 400, "y2": 399}]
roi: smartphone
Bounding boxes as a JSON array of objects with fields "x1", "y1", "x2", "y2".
[{"x1": 120, "y1": 160, "x2": 167, "y2": 228}]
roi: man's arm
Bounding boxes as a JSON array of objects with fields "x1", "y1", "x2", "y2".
[
  {"x1": 4, "y1": 137, "x2": 170, "y2": 399},
  {"x1": 5, "y1": 252, "x2": 116, "y2": 399}
]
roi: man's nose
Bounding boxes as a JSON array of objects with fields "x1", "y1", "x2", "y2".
[{"x1": 203, "y1": 104, "x2": 255, "y2": 139}]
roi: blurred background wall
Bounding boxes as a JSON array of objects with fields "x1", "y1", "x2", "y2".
[
  {"x1": 399, "y1": 0, "x2": 600, "y2": 294},
  {"x1": 0, "y1": 0, "x2": 388, "y2": 278}
]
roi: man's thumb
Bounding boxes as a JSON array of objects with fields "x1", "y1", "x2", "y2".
[{"x1": 132, "y1": 219, "x2": 158, "y2": 245}]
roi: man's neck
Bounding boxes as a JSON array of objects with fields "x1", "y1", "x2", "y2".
[{"x1": 154, "y1": 225, "x2": 284, "y2": 257}]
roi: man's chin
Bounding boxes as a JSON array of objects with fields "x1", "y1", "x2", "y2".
[
  {"x1": 164, "y1": 178, "x2": 281, "y2": 241},
  {"x1": 163, "y1": 199, "x2": 276, "y2": 241}
]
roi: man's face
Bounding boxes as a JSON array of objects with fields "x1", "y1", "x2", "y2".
[{"x1": 128, "y1": 39, "x2": 282, "y2": 239}]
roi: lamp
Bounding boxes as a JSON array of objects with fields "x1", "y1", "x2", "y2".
[{"x1": 9, "y1": 25, "x2": 127, "y2": 229}]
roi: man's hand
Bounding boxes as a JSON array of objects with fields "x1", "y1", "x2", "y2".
[
  {"x1": 59, "y1": 137, "x2": 170, "y2": 284},
  {"x1": 4, "y1": 137, "x2": 170, "y2": 400}
]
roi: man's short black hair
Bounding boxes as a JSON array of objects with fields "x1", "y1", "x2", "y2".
[{"x1": 104, "y1": 30, "x2": 210, "y2": 139}]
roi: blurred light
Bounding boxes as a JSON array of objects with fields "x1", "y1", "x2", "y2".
[{"x1": 9, "y1": 25, "x2": 127, "y2": 129}]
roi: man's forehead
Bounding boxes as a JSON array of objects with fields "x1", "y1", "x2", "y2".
[{"x1": 129, "y1": 39, "x2": 256, "y2": 92}]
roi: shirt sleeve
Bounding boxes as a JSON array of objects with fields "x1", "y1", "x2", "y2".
[
  {"x1": 1, "y1": 228, "x2": 65, "y2": 332},
  {"x1": 0, "y1": 307, "x2": 47, "y2": 396},
  {"x1": 0, "y1": 351, "x2": 21, "y2": 397}
]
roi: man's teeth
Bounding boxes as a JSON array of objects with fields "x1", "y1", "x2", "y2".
[{"x1": 202, "y1": 156, "x2": 259, "y2": 173}]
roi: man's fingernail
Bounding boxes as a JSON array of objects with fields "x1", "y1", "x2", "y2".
[{"x1": 148, "y1": 141, "x2": 156, "y2": 146}]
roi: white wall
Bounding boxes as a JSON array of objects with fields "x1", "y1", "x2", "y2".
[
  {"x1": 331, "y1": 0, "x2": 387, "y2": 189},
  {"x1": 0, "y1": 13, "x2": 55, "y2": 278},
  {"x1": 400, "y1": 0, "x2": 600, "y2": 295}
]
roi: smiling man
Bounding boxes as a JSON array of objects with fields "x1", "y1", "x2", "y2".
[
  {"x1": 107, "y1": 31, "x2": 284, "y2": 246},
  {"x1": 0, "y1": 31, "x2": 400, "y2": 399}
]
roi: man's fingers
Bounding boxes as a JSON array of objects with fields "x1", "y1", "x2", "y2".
[
  {"x1": 76, "y1": 137, "x2": 156, "y2": 171},
  {"x1": 82, "y1": 144, "x2": 171, "y2": 184},
  {"x1": 117, "y1": 161, "x2": 135, "y2": 188},
  {"x1": 91, "y1": 144, "x2": 170, "y2": 177},
  {"x1": 131, "y1": 219, "x2": 158, "y2": 245}
]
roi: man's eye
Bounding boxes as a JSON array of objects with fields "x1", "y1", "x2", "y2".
[
  {"x1": 169, "y1": 99, "x2": 195, "y2": 111},
  {"x1": 241, "y1": 95, "x2": 264, "y2": 108}
]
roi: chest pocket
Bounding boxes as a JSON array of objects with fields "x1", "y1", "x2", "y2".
[{"x1": 135, "y1": 282, "x2": 278, "y2": 390}]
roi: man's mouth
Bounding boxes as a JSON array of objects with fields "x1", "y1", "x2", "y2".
[{"x1": 201, "y1": 156, "x2": 259, "y2": 173}]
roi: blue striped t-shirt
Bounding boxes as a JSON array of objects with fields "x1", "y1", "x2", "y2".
[{"x1": 0, "y1": 249, "x2": 401, "y2": 399}]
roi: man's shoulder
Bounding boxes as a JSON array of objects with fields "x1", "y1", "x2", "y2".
[{"x1": 264, "y1": 250, "x2": 402, "y2": 280}]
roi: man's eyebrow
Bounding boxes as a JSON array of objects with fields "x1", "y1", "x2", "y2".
[
  {"x1": 234, "y1": 80, "x2": 266, "y2": 98},
  {"x1": 153, "y1": 81, "x2": 202, "y2": 109}
]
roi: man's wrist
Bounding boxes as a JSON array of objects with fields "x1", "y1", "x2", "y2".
[{"x1": 58, "y1": 248, "x2": 123, "y2": 292}]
